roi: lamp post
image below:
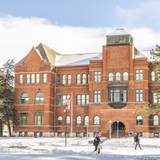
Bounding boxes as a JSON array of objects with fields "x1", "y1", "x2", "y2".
[
  {"x1": 65, "y1": 104, "x2": 68, "y2": 146},
  {"x1": 96, "y1": 122, "x2": 98, "y2": 134},
  {"x1": 117, "y1": 121, "x2": 119, "y2": 139},
  {"x1": 109, "y1": 120, "x2": 111, "y2": 140}
]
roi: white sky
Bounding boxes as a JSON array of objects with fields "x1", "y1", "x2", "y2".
[
  {"x1": 0, "y1": 1, "x2": 160, "y2": 67},
  {"x1": 0, "y1": 15, "x2": 160, "y2": 68}
]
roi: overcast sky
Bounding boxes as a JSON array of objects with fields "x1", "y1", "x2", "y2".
[{"x1": 0, "y1": 0, "x2": 160, "y2": 67}]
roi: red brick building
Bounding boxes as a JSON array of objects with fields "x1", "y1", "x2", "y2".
[{"x1": 13, "y1": 29, "x2": 160, "y2": 138}]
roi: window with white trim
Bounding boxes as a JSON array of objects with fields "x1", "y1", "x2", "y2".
[
  {"x1": 153, "y1": 115, "x2": 159, "y2": 126},
  {"x1": 94, "y1": 90, "x2": 101, "y2": 103},
  {"x1": 62, "y1": 74, "x2": 66, "y2": 85},
  {"x1": 26, "y1": 74, "x2": 30, "y2": 83},
  {"x1": 31, "y1": 73, "x2": 35, "y2": 83},
  {"x1": 136, "y1": 70, "x2": 143, "y2": 80},
  {"x1": 82, "y1": 74, "x2": 86, "y2": 84},
  {"x1": 77, "y1": 94, "x2": 89, "y2": 105},
  {"x1": 94, "y1": 71, "x2": 101, "y2": 82},
  {"x1": 136, "y1": 89, "x2": 143, "y2": 102},
  {"x1": 43, "y1": 73, "x2": 47, "y2": 83},
  {"x1": 19, "y1": 74, "x2": 23, "y2": 84},
  {"x1": 115, "y1": 72, "x2": 121, "y2": 81}
]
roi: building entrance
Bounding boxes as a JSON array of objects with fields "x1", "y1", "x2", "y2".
[{"x1": 111, "y1": 121, "x2": 126, "y2": 138}]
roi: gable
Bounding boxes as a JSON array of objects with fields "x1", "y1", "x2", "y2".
[{"x1": 22, "y1": 47, "x2": 44, "y2": 72}]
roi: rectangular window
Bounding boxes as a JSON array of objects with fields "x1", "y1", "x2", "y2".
[
  {"x1": 154, "y1": 133, "x2": 159, "y2": 138},
  {"x1": 31, "y1": 73, "x2": 35, "y2": 83},
  {"x1": 76, "y1": 133, "x2": 81, "y2": 137},
  {"x1": 34, "y1": 132, "x2": 37, "y2": 137},
  {"x1": 109, "y1": 90, "x2": 127, "y2": 102},
  {"x1": 19, "y1": 132, "x2": 22, "y2": 137},
  {"x1": 136, "y1": 70, "x2": 143, "y2": 80},
  {"x1": 153, "y1": 93, "x2": 157, "y2": 104},
  {"x1": 136, "y1": 89, "x2": 143, "y2": 102},
  {"x1": 94, "y1": 71, "x2": 101, "y2": 82},
  {"x1": 19, "y1": 113, "x2": 28, "y2": 125},
  {"x1": 19, "y1": 74, "x2": 23, "y2": 84},
  {"x1": 120, "y1": 90, "x2": 127, "y2": 102},
  {"x1": 26, "y1": 74, "x2": 30, "y2": 84},
  {"x1": 114, "y1": 90, "x2": 120, "y2": 102},
  {"x1": 34, "y1": 113, "x2": 43, "y2": 125},
  {"x1": 36, "y1": 73, "x2": 40, "y2": 83},
  {"x1": 43, "y1": 73, "x2": 47, "y2": 83},
  {"x1": 39, "y1": 132, "x2": 43, "y2": 137},
  {"x1": 77, "y1": 94, "x2": 89, "y2": 105},
  {"x1": 57, "y1": 75, "x2": 60, "y2": 85},
  {"x1": 24, "y1": 132, "x2": 28, "y2": 136},
  {"x1": 87, "y1": 74, "x2": 89, "y2": 83},
  {"x1": 58, "y1": 95, "x2": 70, "y2": 105},
  {"x1": 94, "y1": 90, "x2": 101, "y2": 103}
]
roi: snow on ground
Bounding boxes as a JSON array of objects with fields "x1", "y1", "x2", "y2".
[{"x1": 0, "y1": 137, "x2": 160, "y2": 160}]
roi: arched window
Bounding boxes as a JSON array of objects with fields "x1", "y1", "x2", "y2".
[
  {"x1": 76, "y1": 74, "x2": 81, "y2": 84},
  {"x1": 57, "y1": 116, "x2": 63, "y2": 126},
  {"x1": 62, "y1": 74, "x2": 66, "y2": 85},
  {"x1": 57, "y1": 74, "x2": 60, "y2": 85},
  {"x1": 76, "y1": 116, "x2": 81, "y2": 126},
  {"x1": 93, "y1": 116, "x2": 100, "y2": 125},
  {"x1": 115, "y1": 72, "x2": 121, "y2": 81},
  {"x1": 87, "y1": 74, "x2": 89, "y2": 83},
  {"x1": 67, "y1": 74, "x2": 71, "y2": 84},
  {"x1": 123, "y1": 72, "x2": 128, "y2": 81},
  {"x1": 35, "y1": 92, "x2": 44, "y2": 104},
  {"x1": 82, "y1": 74, "x2": 86, "y2": 84},
  {"x1": 153, "y1": 115, "x2": 159, "y2": 126},
  {"x1": 108, "y1": 72, "x2": 113, "y2": 81},
  {"x1": 84, "y1": 116, "x2": 89, "y2": 126},
  {"x1": 65, "y1": 116, "x2": 70, "y2": 126},
  {"x1": 151, "y1": 71, "x2": 155, "y2": 81},
  {"x1": 136, "y1": 115, "x2": 143, "y2": 125},
  {"x1": 20, "y1": 92, "x2": 29, "y2": 104}
]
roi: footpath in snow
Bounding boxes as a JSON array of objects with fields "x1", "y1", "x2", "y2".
[{"x1": 0, "y1": 137, "x2": 160, "y2": 160}]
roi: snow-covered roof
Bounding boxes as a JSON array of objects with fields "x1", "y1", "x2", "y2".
[
  {"x1": 134, "y1": 50, "x2": 152, "y2": 61},
  {"x1": 55, "y1": 52, "x2": 102, "y2": 66}
]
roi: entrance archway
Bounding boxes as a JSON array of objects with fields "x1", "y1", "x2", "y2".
[{"x1": 111, "y1": 121, "x2": 126, "y2": 138}]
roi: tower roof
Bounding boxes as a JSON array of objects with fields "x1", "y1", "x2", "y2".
[{"x1": 107, "y1": 29, "x2": 130, "y2": 36}]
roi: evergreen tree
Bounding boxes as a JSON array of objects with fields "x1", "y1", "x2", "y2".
[
  {"x1": 141, "y1": 45, "x2": 160, "y2": 116},
  {"x1": 0, "y1": 59, "x2": 18, "y2": 136}
]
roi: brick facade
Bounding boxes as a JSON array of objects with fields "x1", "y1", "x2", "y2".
[{"x1": 13, "y1": 30, "x2": 160, "y2": 138}]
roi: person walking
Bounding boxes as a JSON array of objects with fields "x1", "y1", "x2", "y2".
[
  {"x1": 134, "y1": 133, "x2": 142, "y2": 150},
  {"x1": 93, "y1": 134, "x2": 101, "y2": 154}
]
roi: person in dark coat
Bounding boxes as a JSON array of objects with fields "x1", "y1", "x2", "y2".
[
  {"x1": 134, "y1": 133, "x2": 142, "y2": 150},
  {"x1": 93, "y1": 134, "x2": 101, "y2": 154}
]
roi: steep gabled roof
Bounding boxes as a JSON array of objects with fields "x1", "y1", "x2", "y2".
[
  {"x1": 36, "y1": 43, "x2": 61, "y2": 67},
  {"x1": 16, "y1": 43, "x2": 61, "y2": 67}
]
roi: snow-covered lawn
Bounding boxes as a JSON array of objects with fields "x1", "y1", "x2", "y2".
[{"x1": 0, "y1": 137, "x2": 160, "y2": 160}]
